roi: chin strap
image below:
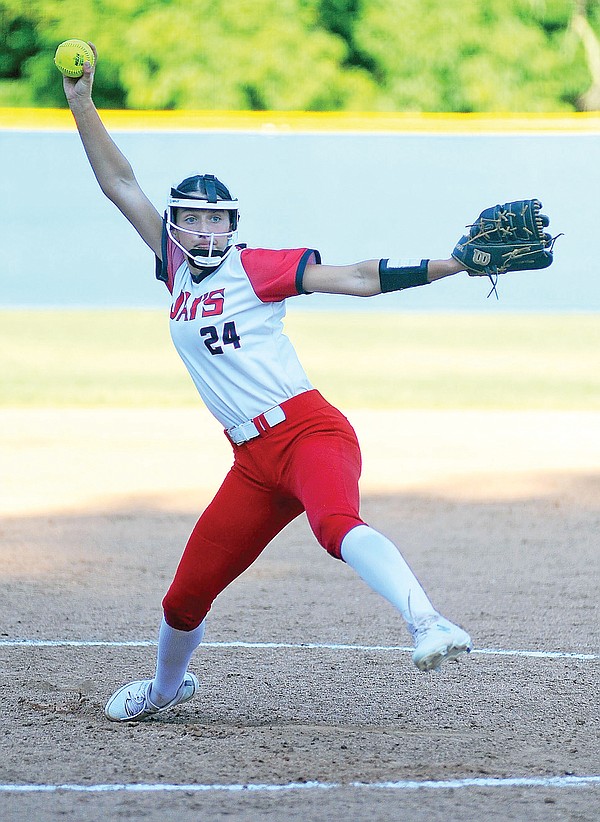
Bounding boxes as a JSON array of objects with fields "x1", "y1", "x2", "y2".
[
  {"x1": 188, "y1": 243, "x2": 234, "y2": 276},
  {"x1": 188, "y1": 247, "x2": 226, "y2": 263}
]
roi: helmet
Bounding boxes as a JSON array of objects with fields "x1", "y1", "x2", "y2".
[{"x1": 166, "y1": 174, "x2": 239, "y2": 271}]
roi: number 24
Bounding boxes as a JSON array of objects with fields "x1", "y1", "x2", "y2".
[{"x1": 200, "y1": 321, "x2": 241, "y2": 355}]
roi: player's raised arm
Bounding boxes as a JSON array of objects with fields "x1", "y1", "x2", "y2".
[
  {"x1": 302, "y1": 257, "x2": 464, "y2": 296},
  {"x1": 61, "y1": 42, "x2": 163, "y2": 258}
]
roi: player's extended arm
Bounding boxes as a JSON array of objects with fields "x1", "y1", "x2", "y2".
[
  {"x1": 63, "y1": 43, "x2": 163, "y2": 258},
  {"x1": 306, "y1": 198, "x2": 556, "y2": 298},
  {"x1": 302, "y1": 257, "x2": 464, "y2": 296}
]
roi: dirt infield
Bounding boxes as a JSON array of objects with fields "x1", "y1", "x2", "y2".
[{"x1": 1, "y1": 409, "x2": 599, "y2": 821}]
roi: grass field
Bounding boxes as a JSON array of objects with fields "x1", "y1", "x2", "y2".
[{"x1": 1, "y1": 309, "x2": 598, "y2": 409}]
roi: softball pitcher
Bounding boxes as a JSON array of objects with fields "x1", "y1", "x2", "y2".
[{"x1": 62, "y1": 46, "x2": 554, "y2": 722}]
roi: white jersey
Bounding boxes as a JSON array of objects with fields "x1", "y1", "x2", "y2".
[{"x1": 157, "y1": 240, "x2": 320, "y2": 429}]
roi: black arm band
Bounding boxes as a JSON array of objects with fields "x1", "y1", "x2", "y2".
[{"x1": 378, "y1": 259, "x2": 430, "y2": 293}]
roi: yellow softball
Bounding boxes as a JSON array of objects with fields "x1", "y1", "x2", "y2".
[{"x1": 54, "y1": 39, "x2": 95, "y2": 78}]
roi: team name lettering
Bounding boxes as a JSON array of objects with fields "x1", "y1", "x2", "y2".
[{"x1": 170, "y1": 289, "x2": 225, "y2": 321}]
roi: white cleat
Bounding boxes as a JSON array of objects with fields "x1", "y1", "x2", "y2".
[
  {"x1": 411, "y1": 615, "x2": 472, "y2": 672},
  {"x1": 104, "y1": 672, "x2": 199, "y2": 722}
]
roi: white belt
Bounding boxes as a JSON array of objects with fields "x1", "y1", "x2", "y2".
[{"x1": 227, "y1": 404, "x2": 287, "y2": 445}]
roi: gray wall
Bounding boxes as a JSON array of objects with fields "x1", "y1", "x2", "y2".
[{"x1": 1, "y1": 127, "x2": 597, "y2": 311}]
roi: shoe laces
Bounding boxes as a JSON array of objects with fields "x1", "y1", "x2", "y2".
[
  {"x1": 125, "y1": 681, "x2": 151, "y2": 716},
  {"x1": 407, "y1": 592, "x2": 441, "y2": 642},
  {"x1": 411, "y1": 614, "x2": 444, "y2": 643}
]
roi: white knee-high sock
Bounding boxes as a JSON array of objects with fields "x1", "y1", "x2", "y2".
[
  {"x1": 150, "y1": 617, "x2": 205, "y2": 705},
  {"x1": 340, "y1": 525, "x2": 436, "y2": 625}
]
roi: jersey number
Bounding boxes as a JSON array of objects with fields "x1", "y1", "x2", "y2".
[{"x1": 200, "y1": 321, "x2": 241, "y2": 356}]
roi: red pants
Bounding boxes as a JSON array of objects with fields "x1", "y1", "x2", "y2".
[{"x1": 162, "y1": 390, "x2": 365, "y2": 630}]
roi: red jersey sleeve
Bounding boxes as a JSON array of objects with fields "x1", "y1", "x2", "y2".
[{"x1": 240, "y1": 247, "x2": 321, "y2": 302}]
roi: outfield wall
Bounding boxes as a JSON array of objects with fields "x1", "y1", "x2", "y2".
[{"x1": 1, "y1": 110, "x2": 598, "y2": 311}]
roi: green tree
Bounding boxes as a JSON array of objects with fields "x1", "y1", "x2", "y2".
[
  {"x1": 114, "y1": 0, "x2": 379, "y2": 110},
  {"x1": 0, "y1": 0, "x2": 599, "y2": 111},
  {"x1": 572, "y1": 0, "x2": 600, "y2": 108},
  {"x1": 0, "y1": 0, "x2": 44, "y2": 104},
  {"x1": 354, "y1": 0, "x2": 591, "y2": 111},
  {"x1": 3, "y1": 0, "x2": 379, "y2": 109}
]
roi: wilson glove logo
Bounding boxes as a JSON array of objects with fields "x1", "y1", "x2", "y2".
[{"x1": 472, "y1": 249, "x2": 492, "y2": 266}]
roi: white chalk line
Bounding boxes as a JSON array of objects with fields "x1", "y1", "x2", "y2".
[
  {"x1": 0, "y1": 639, "x2": 597, "y2": 661},
  {"x1": 1, "y1": 775, "x2": 599, "y2": 794}
]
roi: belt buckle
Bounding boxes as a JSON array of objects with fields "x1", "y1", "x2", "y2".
[
  {"x1": 229, "y1": 405, "x2": 286, "y2": 445},
  {"x1": 230, "y1": 420, "x2": 260, "y2": 444}
]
